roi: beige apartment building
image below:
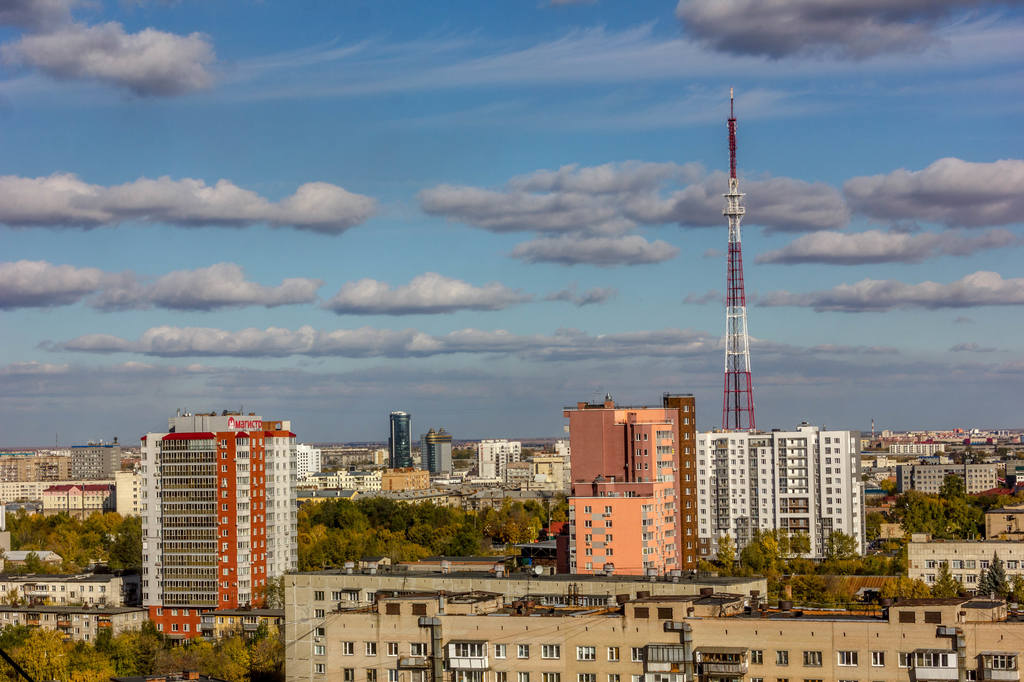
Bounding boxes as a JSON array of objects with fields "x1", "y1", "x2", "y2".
[
  {"x1": 0, "y1": 454, "x2": 71, "y2": 482},
  {"x1": 286, "y1": 589, "x2": 1023, "y2": 682},
  {"x1": 382, "y1": 468, "x2": 431, "y2": 492},
  {"x1": 0, "y1": 604, "x2": 146, "y2": 642},
  {"x1": 908, "y1": 536, "x2": 1024, "y2": 588},
  {"x1": 0, "y1": 571, "x2": 140, "y2": 606}
]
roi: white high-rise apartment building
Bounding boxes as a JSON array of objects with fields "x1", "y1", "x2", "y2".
[
  {"x1": 140, "y1": 412, "x2": 297, "y2": 638},
  {"x1": 696, "y1": 423, "x2": 863, "y2": 559},
  {"x1": 295, "y1": 443, "x2": 322, "y2": 480},
  {"x1": 477, "y1": 439, "x2": 522, "y2": 479}
]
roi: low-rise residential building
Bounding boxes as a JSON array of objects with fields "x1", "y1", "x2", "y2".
[
  {"x1": 0, "y1": 604, "x2": 145, "y2": 642},
  {"x1": 908, "y1": 536, "x2": 1024, "y2": 587},
  {"x1": 0, "y1": 571, "x2": 140, "y2": 606},
  {"x1": 2, "y1": 550, "x2": 62, "y2": 567},
  {"x1": 41, "y1": 483, "x2": 114, "y2": 515},
  {"x1": 502, "y1": 461, "x2": 532, "y2": 488},
  {"x1": 0, "y1": 478, "x2": 115, "y2": 505},
  {"x1": 381, "y1": 468, "x2": 430, "y2": 491},
  {"x1": 897, "y1": 463, "x2": 998, "y2": 494},
  {"x1": 890, "y1": 443, "x2": 945, "y2": 456},
  {"x1": 199, "y1": 607, "x2": 284, "y2": 639},
  {"x1": 986, "y1": 504, "x2": 1024, "y2": 539},
  {"x1": 303, "y1": 470, "x2": 383, "y2": 492},
  {"x1": 69, "y1": 442, "x2": 121, "y2": 480},
  {"x1": 286, "y1": 588, "x2": 1024, "y2": 682}
]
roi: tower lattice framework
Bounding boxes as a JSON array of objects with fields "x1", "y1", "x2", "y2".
[{"x1": 722, "y1": 89, "x2": 756, "y2": 431}]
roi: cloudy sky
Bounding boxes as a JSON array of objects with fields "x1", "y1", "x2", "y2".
[{"x1": 1, "y1": 0, "x2": 1022, "y2": 445}]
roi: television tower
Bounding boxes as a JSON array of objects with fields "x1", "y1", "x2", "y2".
[{"x1": 722, "y1": 88, "x2": 756, "y2": 431}]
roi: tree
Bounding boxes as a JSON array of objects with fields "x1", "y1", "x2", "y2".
[
  {"x1": 940, "y1": 474, "x2": 966, "y2": 501},
  {"x1": 978, "y1": 553, "x2": 1009, "y2": 598},
  {"x1": 931, "y1": 561, "x2": 962, "y2": 598},
  {"x1": 715, "y1": 534, "x2": 736, "y2": 573},
  {"x1": 1010, "y1": 575, "x2": 1024, "y2": 605},
  {"x1": 109, "y1": 516, "x2": 142, "y2": 571},
  {"x1": 6, "y1": 628, "x2": 69, "y2": 682},
  {"x1": 259, "y1": 576, "x2": 286, "y2": 609},
  {"x1": 865, "y1": 512, "x2": 885, "y2": 541},
  {"x1": 824, "y1": 531, "x2": 859, "y2": 562},
  {"x1": 881, "y1": 576, "x2": 931, "y2": 600}
]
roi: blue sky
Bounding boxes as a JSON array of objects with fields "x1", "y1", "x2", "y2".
[{"x1": 1, "y1": 0, "x2": 1023, "y2": 445}]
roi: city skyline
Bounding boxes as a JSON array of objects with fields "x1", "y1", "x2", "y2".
[{"x1": 1, "y1": 0, "x2": 1023, "y2": 444}]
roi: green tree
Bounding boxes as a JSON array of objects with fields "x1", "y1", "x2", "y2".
[
  {"x1": 1009, "y1": 575, "x2": 1024, "y2": 604},
  {"x1": 824, "y1": 531, "x2": 859, "y2": 562},
  {"x1": 865, "y1": 511, "x2": 885, "y2": 541},
  {"x1": 881, "y1": 576, "x2": 931, "y2": 599},
  {"x1": 940, "y1": 474, "x2": 966, "y2": 501},
  {"x1": 978, "y1": 553, "x2": 1009, "y2": 598},
  {"x1": 6, "y1": 628, "x2": 69, "y2": 682},
  {"x1": 715, "y1": 534, "x2": 736, "y2": 573},
  {"x1": 931, "y1": 561, "x2": 962, "y2": 598},
  {"x1": 109, "y1": 516, "x2": 142, "y2": 570}
]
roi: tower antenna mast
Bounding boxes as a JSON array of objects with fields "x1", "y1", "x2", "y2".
[{"x1": 722, "y1": 88, "x2": 756, "y2": 430}]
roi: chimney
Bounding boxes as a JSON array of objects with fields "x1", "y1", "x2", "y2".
[{"x1": 699, "y1": 587, "x2": 713, "y2": 597}]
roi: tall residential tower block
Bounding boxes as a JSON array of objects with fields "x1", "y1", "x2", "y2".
[
  {"x1": 565, "y1": 394, "x2": 697, "y2": 575},
  {"x1": 140, "y1": 412, "x2": 297, "y2": 637}
]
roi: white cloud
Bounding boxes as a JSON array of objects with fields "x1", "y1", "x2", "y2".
[
  {"x1": 843, "y1": 157, "x2": 1024, "y2": 227},
  {"x1": 950, "y1": 342, "x2": 999, "y2": 352},
  {"x1": 510, "y1": 235, "x2": 679, "y2": 266},
  {"x1": 0, "y1": 260, "x2": 107, "y2": 309},
  {"x1": 322, "y1": 272, "x2": 532, "y2": 315},
  {"x1": 676, "y1": 0, "x2": 1009, "y2": 59},
  {"x1": 544, "y1": 285, "x2": 617, "y2": 306},
  {"x1": 0, "y1": 173, "x2": 376, "y2": 233},
  {"x1": 2, "y1": 21, "x2": 216, "y2": 96},
  {"x1": 760, "y1": 271, "x2": 1024, "y2": 312},
  {"x1": 0, "y1": 260, "x2": 321, "y2": 310},
  {"x1": 0, "y1": 0, "x2": 77, "y2": 30},
  {"x1": 756, "y1": 228, "x2": 1019, "y2": 264},
  {"x1": 51, "y1": 324, "x2": 721, "y2": 360}
]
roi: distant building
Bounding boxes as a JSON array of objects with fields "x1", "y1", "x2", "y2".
[
  {"x1": 0, "y1": 454, "x2": 71, "y2": 482},
  {"x1": 114, "y1": 471, "x2": 142, "y2": 516},
  {"x1": 388, "y1": 411, "x2": 412, "y2": 468},
  {"x1": 889, "y1": 442, "x2": 944, "y2": 456},
  {"x1": 908, "y1": 536, "x2": 1024, "y2": 588},
  {"x1": 420, "y1": 428, "x2": 453, "y2": 474},
  {"x1": 295, "y1": 444, "x2": 322, "y2": 480},
  {"x1": 0, "y1": 570, "x2": 140, "y2": 606},
  {"x1": 503, "y1": 461, "x2": 532, "y2": 488},
  {"x1": 985, "y1": 504, "x2": 1024, "y2": 540},
  {"x1": 529, "y1": 455, "x2": 568, "y2": 491},
  {"x1": 2, "y1": 550, "x2": 62, "y2": 567},
  {"x1": 199, "y1": 607, "x2": 284, "y2": 640},
  {"x1": 381, "y1": 468, "x2": 430, "y2": 491},
  {"x1": 70, "y1": 442, "x2": 121, "y2": 480},
  {"x1": 42, "y1": 483, "x2": 114, "y2": 515},
  {"x1": 896, "y1": 463, "x2": 998, "y2": 494},
  {"x1": 477, "y1": 439, "x2": 522, "y2": 480},
  {"x1": 0, "y1": 604, "x2": 145, "y2": 642}
]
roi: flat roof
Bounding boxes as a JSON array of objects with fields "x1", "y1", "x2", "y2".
[
  {"x1": 0, "y1": 605, "x2": 145, "y2": 615},
  {"x1": 297, "y1": 568, "x2": 762, "y2": 586}
]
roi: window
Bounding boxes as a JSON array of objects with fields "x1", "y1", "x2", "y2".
[
  {"x1": 577, "y1": 646, "x2": 596, "y2": 661},
  {"x1": 519, "y1": 674, "x2": 530, "y2": 682},
  {"x1": 803, "y1": 651, "x2": 822, "y2": 667},
  {"x1": 899, "y1": 653, "x2": 911, "y2": 668},
  {"x1": 366, "y1": 642, "x2": 377, "y2": 656},
  {"x1": 989, "y1": 654, "x2": 1017, "y2": 670},
  {"x1": 898, "y1": 611, "x2": 916, "y2": 623},
  {"x1": 385, "y1": 603, "x2": 401, "y2": 615},
  {"x1": 542, "y1": 644, "x2": 561, "y2": 659},
  {"x1": 838, "y1": 651, "x2": 858, "y2": 667},
  {"x1": 924, "y1": 611, "x2": 942, "y2": 624},
  {"x1": 315, "y1": 627, "x2": 325, "y2": 637},
  {"x1": 342, "y1": 641, "x2": 354, "y2": 656},
  {"x1": 608, "y1": 676, "x2": 620, "y2": 682},
  {"x1": 518, "y1": 644, "x2": 530, "y2": 659},
  {"x1": 387, "y1": 642, "x2": 399, "y2": 656},
  {"x1": 343, "y1": 670, "x2": 354, "y2": 682},
  {"x1": 453, "y1": 643, "x2": 485, "y2": 657},
  {"x1": 314, "y1": 609, "x2": 325, "y2": 618},
  {"x1": 777, "y1": 651, "x2": 790, "y2": 666},
  {"x1": 411, "y1": 643, "x2": 427, "y2": 656},
  {"x1": 916, "y1": 652, "x2": 951, "y2": 667},
  {"x1": 366, "y1": 671, "x2": 377, "y2": 682},
  {"x1": 388, "y1": 671, "x2": 399, "y2": 682},
  {"x1": 314, "y1": 664, "x2": 325, "y2": 675},
  {"x1": 607, "y1": 647, "x2": 620, "y2": 662},
  {"x1": 631, "y1": 647, "x2": 644, "y2": 663},
  {"x1": 751, "y1": 650, "x2": 763, "y2": 665},
  {"x1": 314, "y1": 591, "x2": 324, "y2": 600},
  {"x1": 543, "y1": 675, "x2": 560, "y2": 682},
  {"x1": 314, "y1": 645, "x2": 326, "y2": 656},
  {"x1": 872, "y1": 651, "x2": 885, "y2": 667},
  {"x1": 578, "y1": 676, "x2": 596, "y2": 682},
  {"x1": 494, "y1": 644, "x2": 507, "y2": 658},
  {"x1": 496, "y1": 675, "x2": 507, "y2": 682}
]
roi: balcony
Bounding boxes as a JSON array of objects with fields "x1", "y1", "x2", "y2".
[
  {"x1": 980, "y1": 653, "x2": 1020, "y2": 681},
  {"x1": 448, "y1": 657, "x2": 488, "y2": 671},
  {"x1": 398, "y1": 656, "x2": 429, "y2": 669},
  {"x1": 694, "y1": 647, "x2": 748, "y2": 678}
]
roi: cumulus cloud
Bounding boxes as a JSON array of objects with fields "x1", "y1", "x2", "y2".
[
  {"x1": 510, "y1": 235, "x2": 678, "y2": 266},
  {"x1": 2, "y1": 21, "x2": 216, "y2": 95},
  {"x1": 322, "y1": 272, "x2": 531, "y2": 315},
  {"x1": 421, "y1": 162, "x2": 848, "y2": 241},
  {"x1": 544, "y1": 285, "x2": 617, "y2": 307},
  {"x1": 50, "y1": 324, "x2": 721, "y2": 360},
  {"x1": 0, "y1": 260, "x2": 108, "y2": 309},
  {"x1": 0, "y1": 0, "x2": 78, "y2": 30},
  {"x1": 760, "y1": 271, "x2": 1024, "y2": 312},
  {"x1": 757, "y1": 228, "x2": 1019, "y2": 265},
  {"x1": 676, "y1": 0, "x2": 1009, "y2": 59},
  {"x1": 950, "y1": 342, "x2": 999, "y2": 352},
  {"x1": 0, "y1": 260, "x2": 321, "y2": 311},
  {"x1": 0, "y1": 173, "x2": 376, "y2": 233},
  {"x1": 844, "y1": 158, "x2": 1024, "y2": 227}
]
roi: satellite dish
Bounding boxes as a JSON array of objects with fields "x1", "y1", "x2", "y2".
[{"x1": 533, "y1": 566, "x2": 544, "y2": 577}]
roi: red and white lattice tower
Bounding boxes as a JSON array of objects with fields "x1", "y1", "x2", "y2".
[{"x1": 722, "y1": 88, "x2": 756, "y2": 431}]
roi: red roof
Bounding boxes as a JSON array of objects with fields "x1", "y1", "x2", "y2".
[
  {"x1": 162, "y1": 432, "x2": 215, "y2": 441},
  {"x1": 140, "y1": 435, "x2": 147, "y2": 442},
  {"x1": 43, "y1": 484, "x2": 112, "y2": 493},
  {"x1": 235, "y1": 432, "x2": 250, "y2": 439}
]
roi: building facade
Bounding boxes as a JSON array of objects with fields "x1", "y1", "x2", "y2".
[
  {"x1": 141, "y1": 412, "x2": 297, "y2": 638},
  {"x1": 897, "y1": 463, "x2": 998, "y2": 494},
  {"x1": 0, "y1": 571, "x2": 140, "y2": 607},
  {"x1": 0, "y1": 454, "x2": 71, "y2": 482},
  {"x1": 389, "y1": 412, "x2": 412, "y2": 469},
  {"x1": 0, "y1": 605, "x2": 146, "y2": 642},
  {"x1": 476, "y1": 439, "x2": 522, "y2": 480},
  {"x1": 115, "y1": 471, "x2": 142, "y2": 516},
  {"x1": 908, "y1": 537, "x2": 1024, "y2": 588},
  {"x1": 564, "y1": 394, "x2": 697, "y2": 575},
  {"x1": 296, "y1": 444, "x2": 323, "y2": 480},
  {"x1": 42, "y1": 483, "x2": 115, "y2": 515},
  {"x1": 696, "y1": 423, "x2": 864, "y2": 559},
  {"x1": 381, "y1": 468, "x2": 430, "y2": 492},
  {"x1": 889, "y1": 443, "x2": 945, "y2": 456},
  {"x1": 286, "y1": 588, "x2": 1023, "y2": 682},
  {"x1": 420, "y1": 428, "x2": 453, "y2": 475},
  {"x1": 70, "y1": 443, "x2": 122, "y2": 480}
]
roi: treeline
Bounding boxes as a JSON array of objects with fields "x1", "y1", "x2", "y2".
[
  {"x1": 6, "y1": 511, "x2": 141, "y2": 573},
  {"x1": 297, "y1": 496, "x2": 566, "y2": 571},
  {"x1": 0, "y1": 621, "x2": 282, "y2": 682}
]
